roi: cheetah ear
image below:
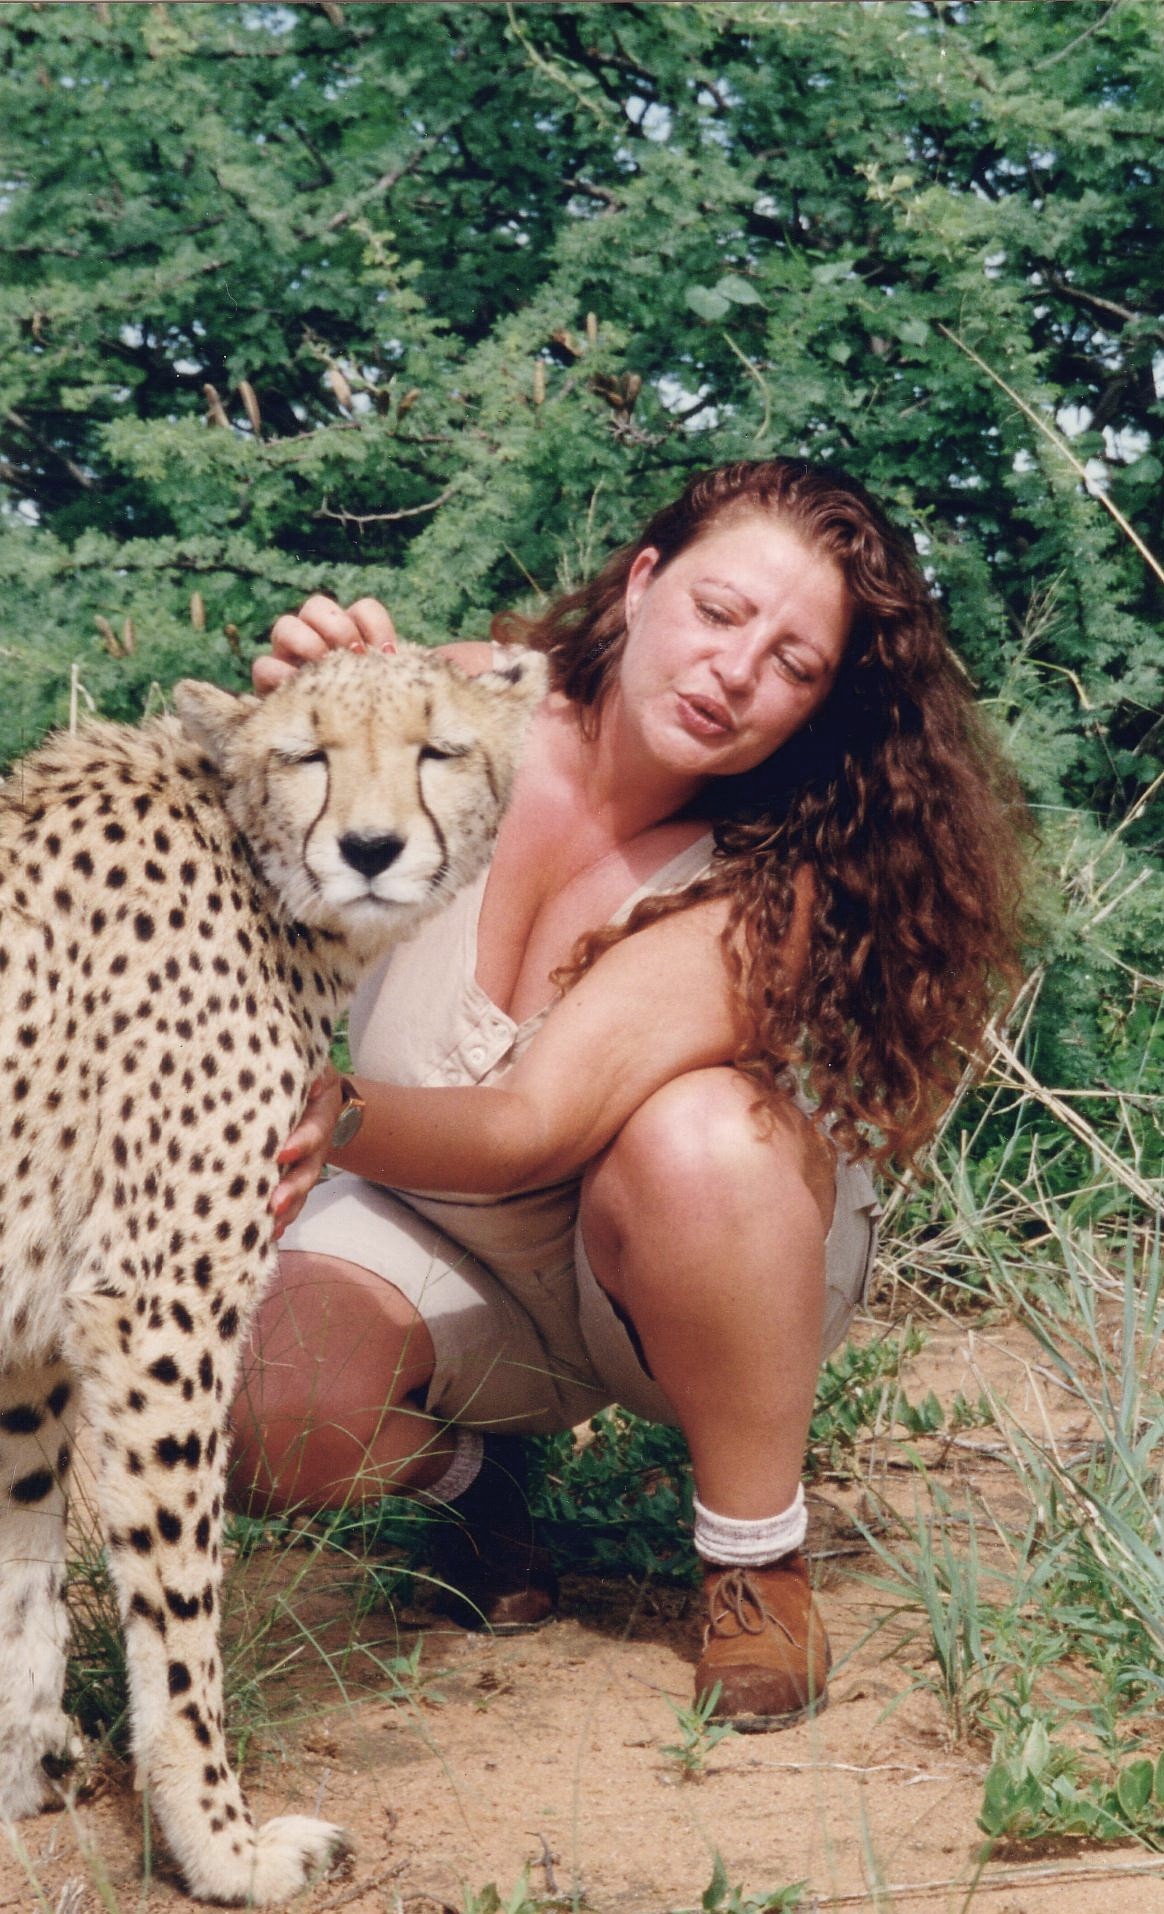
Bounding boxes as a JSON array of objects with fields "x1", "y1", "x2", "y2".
[
  {"x1": 173, "y1": 679, "x2": 260, "y2": 768},
  {"x1": 469, "y1": 650, "x2": 550, "y2": 707}
]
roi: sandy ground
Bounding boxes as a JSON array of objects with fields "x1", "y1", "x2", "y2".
[{"x1": 6, "y1": 1313, "x2": 1164, "y2": 1914}]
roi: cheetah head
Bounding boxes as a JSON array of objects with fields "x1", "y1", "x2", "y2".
[{"x1": 173, "y1": 646, "x2": 546, "y2": 954}]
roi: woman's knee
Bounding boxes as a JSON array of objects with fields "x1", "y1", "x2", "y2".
[
  {"x1": 586, "y1": 1069, "x2": 836, "y2": 1241},
  {"x1": 234, "y1": 1252, "x2": 434, "y2": 1445},
  {"x1": 231, "y1": 1250, "x2": 437, "y2": 1508}
]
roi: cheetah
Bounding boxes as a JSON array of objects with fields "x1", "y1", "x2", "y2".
[{"x1": 0, "y1": 644, "x2": 546, "y2": 1903}]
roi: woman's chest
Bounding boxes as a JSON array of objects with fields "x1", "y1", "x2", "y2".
[{"x1": 474, "y1": 794, "x2": 709, "y2": 1023}]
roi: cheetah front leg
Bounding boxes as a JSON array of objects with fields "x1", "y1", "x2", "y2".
[
  {"x1": 70, "y1": 1297, "x2": 350, "y2": 1905},
  {"x1": 0, "y1": 1359, "x2": 79, "y2": 1821}
]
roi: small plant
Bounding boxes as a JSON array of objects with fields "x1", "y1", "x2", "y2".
[
  {"x1": 63, "y1": 1541, "x2": 130, "y2": 1755},
  {"x1": 672, "y1": 1851, "x2": 806, "y2": 1913},
  {"x1": 660, "y1": 1683, "x2": 738, "y2": 1781},
  {"x1": 980, "y1": 1718, "x2": 1164, "y2": 1850},
  {"x1": 531, "y1": 1409, "x2": 698, "y2": 1581},
  {"x1": 806, "y1": 1327, "x2": 941, "y2": 1476},
  {"x1": 460, "y1": 1870, "x2": 565, "y2": 1914}
]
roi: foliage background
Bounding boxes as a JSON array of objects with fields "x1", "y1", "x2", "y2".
[{"x1": 1, "y1": 0, "x2": 1161, "y2": 1169}]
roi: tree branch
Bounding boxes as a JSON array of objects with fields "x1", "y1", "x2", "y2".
[
  {"x1": 1039, "y1": 273, "x2": 1152, "y2": 331},
  {"x1": 324, "y1": 134, "x2": 441, "y2": 232},
  {"x1": 313, "y1": 484, "x2": 458, "y2": 530},
  {"x1": 5, "y1": 412, "x2": 95, "y2": 490}
]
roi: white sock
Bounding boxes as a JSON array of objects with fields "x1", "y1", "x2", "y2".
[
  {"x1": 693, "y1": 1484, "x2": 807, "y2": 1567},
  {"x1": 418, "y1": 1426, "x2": 484, "y2": 1505}
]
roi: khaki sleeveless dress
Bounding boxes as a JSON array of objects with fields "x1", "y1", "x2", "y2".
[{"x1": 283, "y1": 836, "x2": 881, "y2": 1433}]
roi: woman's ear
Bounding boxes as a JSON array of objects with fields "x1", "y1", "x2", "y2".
[{"x1": 624, "y1": 545, "x2": 660, "y2": 625}]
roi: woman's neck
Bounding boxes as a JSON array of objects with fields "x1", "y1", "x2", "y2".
[{"x1": 554, "y1": 689, "x2": 705, "y2": 846}]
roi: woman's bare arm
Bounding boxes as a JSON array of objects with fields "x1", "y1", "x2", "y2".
[
  {"x1": 270, "y1": 872, "x2": 814, "y2": 1226},
  {"x1": 328, "y1": 898, "x2": 741, "y2": 1196}
]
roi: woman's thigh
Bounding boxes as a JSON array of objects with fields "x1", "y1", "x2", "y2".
[
  {"x1": 267, "y1": 1174, "x2": 600, "y2": 1433},
  {"x1": 574, "y1": 1071, "x2": 880, "y2": 1415}
]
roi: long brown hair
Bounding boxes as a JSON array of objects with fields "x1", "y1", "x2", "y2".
[{"x1": 493, "y1": 459, "x2": 1031, "y2": 1168}]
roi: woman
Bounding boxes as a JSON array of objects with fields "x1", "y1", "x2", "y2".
[{"x1": 232, "y1": 458, "x2": 1027, "y2": 1731}]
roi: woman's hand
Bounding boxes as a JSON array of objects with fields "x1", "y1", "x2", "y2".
[
  {"x1": 270, "y1": 1067, "x2": 345, "y2": 1238},
  {"x1": 253, "y1": 594, "x2": 400, "y2": 695}
]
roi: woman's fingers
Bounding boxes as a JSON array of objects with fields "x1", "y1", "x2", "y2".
[
  {"x1": 347, "y1": 598, "x2": 399, "y2": 651},
  {"x1": 251, "y1": 654, "x2": 299, "y2": 695},
  {"x1": 270, "y1": 595, "x2": 356, "y2": 660},
  {"x1": 256, "y1": 595, "x2": 400, "y2": 695},
  {"x1": 270, "y1": 1070, "x2": 342, "y2": 1236}
]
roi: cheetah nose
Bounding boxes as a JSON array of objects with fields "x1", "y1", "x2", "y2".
[{"x1": 338, "y1": 831, "x2": 406, "y2": 878}]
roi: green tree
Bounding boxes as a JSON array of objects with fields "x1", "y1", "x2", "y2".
[{"x1": 1, "y1": 0, "x2": 1161, "y2": 1138}]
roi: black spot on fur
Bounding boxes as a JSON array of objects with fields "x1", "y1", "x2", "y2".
[
  {"x1": 165, "y1": 1588, "x2": 202, "y2": 1622},
  {"x1": 183, "y1": 1703, "x2": 212, "y2": 1747},
  {"x1": 47, "y1": 1381, "x2": 71, "y2": 1418},
  {"x1": 0, "y1": 1404, "x2": 43, "y2": 1436},
  {"x1": 11, "y1": 1469, "x2": 54, "y2": 1505}
]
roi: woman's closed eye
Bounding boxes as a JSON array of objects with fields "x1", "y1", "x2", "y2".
[
  {"x1": 772, "y1": 650, "x2": 814, "y2": 686},
  {"x1": 695, "y1": 599, "x2": 735, "y2": 628}
]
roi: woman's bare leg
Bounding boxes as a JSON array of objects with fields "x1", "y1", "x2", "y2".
[
  {"x1": 579, "y1": 1069, "x2": 835, "y2": 1518},
  {"x1": 230, "y1": 1250, "x2": 453, "y2": 1513},
  {"x1": 580, "y1": 1068, "x2": 837, "y2": 1725}
]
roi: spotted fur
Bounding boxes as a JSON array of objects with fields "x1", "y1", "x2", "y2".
[{"x1": 0, "y1": 644, "x2": 545, "y2": 1903}]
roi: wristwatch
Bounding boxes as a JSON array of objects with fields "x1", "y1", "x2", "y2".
[{"x1": 330, "y1": 1075, "x2": 366, "y2": 1152}]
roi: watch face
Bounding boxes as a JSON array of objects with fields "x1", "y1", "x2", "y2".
[{"x1": 331, "y1": 1101, "x2": 364, "y2": 1151}]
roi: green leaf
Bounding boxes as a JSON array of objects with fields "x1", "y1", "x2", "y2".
[
  {"x1": 812, "y1": 259, "x2": 856, "y2": 285},
  {"x1": 1019, "y1": 1719, "x2": 1052, "y2": 1779},
  {"x1": 685, "y1": 284, "x2": 733, "y2": 322},
  {"x1": 702, "y1": 1851, "x2": 730, "y2": 1911},
  {"x1": 714, "y1": 272, "x2": 764, "y2": 307},
  {"x1": 1116, "y1": 1759, "x2": 1154, "y2": 1820},
  {"x1": 979, "y1": 1762, "x2": 1021, "y2": 1835}
]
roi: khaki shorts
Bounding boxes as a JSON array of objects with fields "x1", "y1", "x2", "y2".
[{"x1": 282, "y1": 1163, "x2": 881, "y2": 1437}]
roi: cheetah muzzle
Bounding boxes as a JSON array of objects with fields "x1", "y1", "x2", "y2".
[{"x1": 0, "y1": 645, "x2": 546, "y2": 1903}]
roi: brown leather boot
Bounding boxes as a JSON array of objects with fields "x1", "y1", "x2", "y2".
[
  {"x1": 428, "y1": 1434, "x2": 558, "y2": 1633},
  {"x1": 694, "y1": 1551, "x2": 831, "y2": 1731}
]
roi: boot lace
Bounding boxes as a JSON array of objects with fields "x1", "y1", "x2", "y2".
[{"x1": 703, "y1": 1568, "x2": 796, "y2": 1647}]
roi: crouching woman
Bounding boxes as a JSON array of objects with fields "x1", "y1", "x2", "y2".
[{"x1": 231, "y1": 457, "x2": 1028, "y2": 1730}]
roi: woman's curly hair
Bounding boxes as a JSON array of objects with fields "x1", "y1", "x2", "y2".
[{"x1": 492, "y1": 458, "x2": 1032, "y2": 1169}]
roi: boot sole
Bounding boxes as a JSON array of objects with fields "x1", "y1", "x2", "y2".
[{"x1": 715, "y1": 1691, "x2": 829, "y2": 1734}]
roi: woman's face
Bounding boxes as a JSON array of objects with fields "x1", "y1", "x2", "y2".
[{"x1": 616, "y1": 509, "x2": 852, "y2": 782}]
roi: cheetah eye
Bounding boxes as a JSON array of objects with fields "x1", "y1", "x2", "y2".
[
  {"x1": 275, "y1": 747, "x2": 327, "y2": 768},
  {"x1": 419, "y1": 741, "x2": 470, "y2": 763}
]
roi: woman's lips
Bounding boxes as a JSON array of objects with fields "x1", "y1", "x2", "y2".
[{"x1": 676, "y1": 692, "x2": 734, "y2": 738}]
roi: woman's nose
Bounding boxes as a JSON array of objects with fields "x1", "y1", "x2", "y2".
[{"x1": 712, "y1": 639, "x2": 761, "y2": 694}]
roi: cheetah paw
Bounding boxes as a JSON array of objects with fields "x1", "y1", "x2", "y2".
[
  {"x1": 184, "y1": 1815, "x2": 352, "y2": 1905},
  {"x1": 0, "y1": 1715, "x2": 81, "y2": 1821}
]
